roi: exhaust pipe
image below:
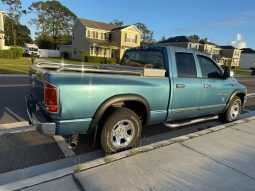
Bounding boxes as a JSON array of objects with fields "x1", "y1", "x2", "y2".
[{"x1": 69, "y1": 134, "x2": 78, "y2": 149}]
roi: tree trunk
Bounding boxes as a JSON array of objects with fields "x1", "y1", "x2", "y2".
[{"x1": 11, "y1": 22, "x2": 16, "y2": 46}]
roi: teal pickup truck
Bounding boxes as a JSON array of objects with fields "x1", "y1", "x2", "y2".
[{"x1": 26, "y1": 45, "x2": 247, "y2": 153}]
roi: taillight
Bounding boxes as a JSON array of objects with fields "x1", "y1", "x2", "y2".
[{"x1": 44, "y1": 81, "x2": 58, "y2": 112}]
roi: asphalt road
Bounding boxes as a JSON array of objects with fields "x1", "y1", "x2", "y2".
[
  {"x1": 0, "y1": 75, "x2": 254, "y2": 174},
  {"x1": 0, "y1": 75, "x2": 30, "y2": 124}
]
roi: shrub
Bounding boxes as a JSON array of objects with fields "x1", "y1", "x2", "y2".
[
  {"x1": 10, "y1": 47, "x2": 23, "y2": 58},
  {"x1": 0, "y1": 47, "x2": 23, "y2": 59},
  {"x1": 83, "y1": 56, "x2": 116, "y2": 64}
]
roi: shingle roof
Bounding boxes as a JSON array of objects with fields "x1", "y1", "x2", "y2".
[
  {"x1": 111, "y1": 25, "x2": 130, "y2": 31},
  {"x1": 79, "y1": 18, "x2": 118, "y2": 31},
  {"x1": 158, "y1": 36, "x2": 199, "y2": 43},
  {"x1": 220, "y1": 45, "x2": 237, "y2": 49},
  {"x1": 241, "y1": 48, "x2": 255, "y2": 53}
]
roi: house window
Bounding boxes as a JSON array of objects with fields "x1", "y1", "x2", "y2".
[
  {"x1": 100, "y1": 33, "x2": 104, "y2": 40},
  {"x1": 125, "y1": 33, "x2": 137, "y2": 43},
  {"x1": 234, "y1": 51, "x2": 240, "y2": 56},
  {"x1": 87, "y1": 30, "x2": 91, "y2": 38}
]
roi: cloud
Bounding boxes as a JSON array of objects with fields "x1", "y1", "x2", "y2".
[{"x1": 230, "y1": 33, "x2": 247, "y2": 49}]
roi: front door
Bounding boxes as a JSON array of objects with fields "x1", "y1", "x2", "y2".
[
  {"x1": 196, "y1": 55, "x2": 227, "y2": 115},
  {"x1": 168, "y1": 52, "x2": 202, "y2": 121}
]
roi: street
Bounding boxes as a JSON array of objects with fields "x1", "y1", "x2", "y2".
[{"x1": 0, "y1": 75, "x2": 255, "y2": 177}]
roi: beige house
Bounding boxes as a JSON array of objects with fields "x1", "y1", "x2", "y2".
[
  {"x1": 220, "y1": 46, "x2": 242, "y2": 67},
  {"x1": 158, "y1": 36, "x2": 241, "y2": 67},
  {"x1": 63, "y1": 18, "x2": 142, "y2": 61},
  {"x1": 0, "y1": 10, "x2": 5, "y2": 50}
]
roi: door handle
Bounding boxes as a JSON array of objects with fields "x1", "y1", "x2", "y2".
[
  {"x1": 176, "y1": 84, "x2": 186, "y2": 88},
  {"x1": 204, "y1": 84, "x2": 212, "y2": 88}
]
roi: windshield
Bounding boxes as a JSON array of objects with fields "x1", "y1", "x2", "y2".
[
  {"x1": 121, "y1": 50, "x2": 165, "y2": 69},
  {"x1": 29, "y1": 48, "x2": 38, "y2": 51}
]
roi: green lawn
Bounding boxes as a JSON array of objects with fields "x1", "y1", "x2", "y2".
[
  {"x1": 234, "y1": 67, "x2": 251, "y2": 75},
  {"x1": 0, "y1": 58, "x2": 32, "y2": 74}
]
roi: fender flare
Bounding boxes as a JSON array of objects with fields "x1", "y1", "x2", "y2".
[
  {"x1": 88, "y1": 94, "x2": 151, "y2": 134},
  {"x1": 222, "y1": 89, "x2": 246, "y2": 113}
]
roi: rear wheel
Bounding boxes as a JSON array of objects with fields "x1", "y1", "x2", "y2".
[
  {"x1": 100, "y1": 107, "x2": 142, "y2": 154},
  {"x1": 220, "y1": 96, "x2": 242, "y2": 122}
]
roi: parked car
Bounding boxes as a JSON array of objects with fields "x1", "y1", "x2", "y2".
[
  {"x1": 250, "y1": 63, "x2": 255, "y2": 76},
  {"x1": 26, "y1": 45, "x2": 247, "y2": 154},
  {"x1": 23, "y1": 43, "x2": 40, "y2": 58}
]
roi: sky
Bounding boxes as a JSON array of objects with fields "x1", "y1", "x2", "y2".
[{"x1": 0, "y1": 0, "x2": 255, "y2": 48}]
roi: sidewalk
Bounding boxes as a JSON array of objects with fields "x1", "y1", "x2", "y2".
[{"x1": 5, "y1": 117, "x2": 255, "y2": 191}]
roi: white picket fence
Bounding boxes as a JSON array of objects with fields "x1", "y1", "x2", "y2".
[{"x1": 39, "y1": 49, "x2": 60, "y2": 58}]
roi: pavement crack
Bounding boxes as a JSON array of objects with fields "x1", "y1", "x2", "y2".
[
  {"x1": 230, "y1": 127, "x2": 255, "y2": 136},
  {"x1": 180, "y1": 143, "x2": 255, "y2": 182},
  {"x1": 72, "y1": 174, "x2": 86, "y2": 191}
]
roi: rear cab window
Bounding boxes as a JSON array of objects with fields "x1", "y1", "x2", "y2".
[
  {"x1": 175, "y1": 52, "x2": 197, "y2": 78},
  {"x1": 121, "y1": 49, "x2": 165, "y2": 69}
]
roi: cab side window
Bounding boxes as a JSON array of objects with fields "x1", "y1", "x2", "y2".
[
  {"x1": 122, "y1": 50, "x2": 165, "y2": 69},
  {"x1": 197, "y1": 55, "x2": 222, "y2": 79},
  {"x1": 175, "y1": 52, "x2": 197, "y2": 78}
]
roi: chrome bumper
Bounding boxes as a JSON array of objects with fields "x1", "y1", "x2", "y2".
[{"x1": 25, "y1": 95, "x2": 56, "y2": 136}]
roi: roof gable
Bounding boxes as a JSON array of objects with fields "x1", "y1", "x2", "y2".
[
  {"x1": 79, "y1": 18, "x2": 117, "y2": 31},
  {"x1": 120, "y1": 25, "x2": 142, "y2": 34}
]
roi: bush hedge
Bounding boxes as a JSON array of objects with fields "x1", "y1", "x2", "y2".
[
  {"x1": 83, "y1": 56, "x2": 116, "y2": 64},
  {"x1": 0, "y1": 47, "x2": 23, "y2": 59}
]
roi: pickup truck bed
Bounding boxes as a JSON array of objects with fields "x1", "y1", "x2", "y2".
[{"x1": 26, "y1": 45, "x2": 247, "y2": 154}]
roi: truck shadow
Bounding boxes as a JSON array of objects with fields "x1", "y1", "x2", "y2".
[{"x1": 0, "y1": 85, "x2": 30, "y2": 124}]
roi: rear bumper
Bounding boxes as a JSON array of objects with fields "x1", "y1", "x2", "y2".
[{"x1": 26, "y1": 95, "x2": 56, "y2": 136}]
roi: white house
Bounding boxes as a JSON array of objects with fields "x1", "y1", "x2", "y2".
[
  {"x1": 240, "y1": 48, "x2": 255, "y2": 69},
  {"x1": 0, "y1": 10, "x2": 5, "y2": 50}
]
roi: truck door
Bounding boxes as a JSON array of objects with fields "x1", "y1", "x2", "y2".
[
  {"x1": 196, "y1": 55, "x2": 227, "y2": 115},
  {"x1": 168, "y1": 52, "x2": 202, "y2": 121}
]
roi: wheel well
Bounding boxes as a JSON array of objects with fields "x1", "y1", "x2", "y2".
[
  {"x1": 98, "y1": 100, "x2": 148, "y2": 128},
  {"x1": 236, "y1": 93, "x2": 245, "y2": 105}
]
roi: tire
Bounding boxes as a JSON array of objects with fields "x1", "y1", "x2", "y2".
[
  {"x1": 219, "y1": 96, "x2": 242, "y2": 122},
  {"x1": 100, "y1": 107, "x2": 142, "y2": 154}
]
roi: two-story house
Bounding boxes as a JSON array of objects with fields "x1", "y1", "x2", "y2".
[
  {"x1": 0, "y1": 10, "x2": 5, "y2": 50},
  {"x1": 220, "y1": 46, "x2": 242, "y2": 67},
  {"x1": 62, "y1": 18, "x2": 142, "y2": 61},
  {"x1": 158, "y1": 36, "x2": 241, "y2": 67}
]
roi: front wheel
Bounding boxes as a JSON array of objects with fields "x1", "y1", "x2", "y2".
[
  {"x1": 219, "y1": 96, "x2": 242, "y2": 122},
  {"x1": 100, "y1": 107, "x2": 142, "y2": 154}
]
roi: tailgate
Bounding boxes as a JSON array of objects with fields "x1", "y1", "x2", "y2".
[{"x1": 29, "y1": 66, "x2": 47, "y2": 104}]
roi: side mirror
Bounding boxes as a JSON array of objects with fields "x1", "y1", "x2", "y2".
[{"x1": 223, "y1": 68, "x2": 234, "y2": 79}]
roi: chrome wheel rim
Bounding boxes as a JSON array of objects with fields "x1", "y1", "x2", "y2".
[
  {"x1": 230, "y1": 100, "x2": 240, "y2": 119},
  {"x1": 112, "y1": 119, "x2": 135, "y2": 148}
]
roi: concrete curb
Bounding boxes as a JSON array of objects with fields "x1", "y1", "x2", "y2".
[
  {"x1": 1, "y1": 115, "x2": 255, "y2": 190},
  {"x1": 0, "y1": 122, "x2": 34, "y2": 135},
  {"x1": 0, "y1": 121, "x2": 29, "y2": 130},
  {"x1": 0, "y1": 74, "x2": 28, "y2": 77},
  {"x1": 53, "y1": 136, "x2": 75, "y2": 157}
]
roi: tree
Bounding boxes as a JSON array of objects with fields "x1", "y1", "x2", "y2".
[
  {"x1": 189, "y1": 35, "x2": 200, "y2": 42},
  {"x1": 4, "y1": 16, "x2": 32, "y2": 46},
  {"x1": 28, "y1": 1, "x2": 77, "y2": 49},
  {"x1": 134, "y1": 23, "x2": 155, "y2": 45},
  {"x1": 35, "y1": 33, "x2": 71, "y2": 49},
  {"x1": 1, "y1": 0, "x2": 23, "y2": 46},
  {"x1": 160, "y1": 36, "x2": 167, "y2": 41},
  {"x1": 110, "y1": 19, "x2": 124, "y2": 27}
]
